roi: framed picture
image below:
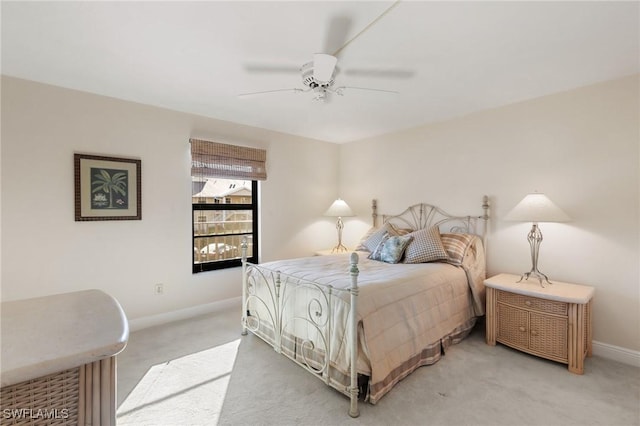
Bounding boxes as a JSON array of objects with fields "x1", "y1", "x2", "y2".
[{"x1": 74, "y1": 153, "x2": 141, "y2": 221}]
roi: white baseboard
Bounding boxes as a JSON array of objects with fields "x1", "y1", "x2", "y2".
[
  {"x1": 128, "y1": 296, "x2": 242, "y2": 332},
  {"x1": 592, "y1": 340, "x2": 640, "y2": 368}
]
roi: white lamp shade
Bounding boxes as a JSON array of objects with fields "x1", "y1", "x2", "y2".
[
  {"x1": 505, "y1": 193, "x2": 570, "y2": 223},
  {"x1": 324, "y1": 198, "x2": 354, "y2": 217}
]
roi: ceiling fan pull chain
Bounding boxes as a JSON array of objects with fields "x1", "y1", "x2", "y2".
[{"x1": 332, "y1": 0, "x2": 401, "y2": 57}]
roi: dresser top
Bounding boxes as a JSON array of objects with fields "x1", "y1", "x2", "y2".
[
  {"x1": 484, "y1": 273, "x2": 595, "y2": 304},
  {"x1": 1, "y1": 289, "x2": 129, "y2": 387}
]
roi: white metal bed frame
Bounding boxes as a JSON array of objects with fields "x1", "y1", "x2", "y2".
[{"x1": 241, "y1": 196, "x2": 489, "y2": 417}]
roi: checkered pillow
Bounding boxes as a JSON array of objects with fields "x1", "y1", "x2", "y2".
[
  {"x1": 358, "y1": 222, "x2": 400, "y2": 252},
  {"x1": 440, "y1": 233, "x2": 477, "y2": 265},
  {"x1": 403, "y1": 226, "x2": 449, "y2": 264}
]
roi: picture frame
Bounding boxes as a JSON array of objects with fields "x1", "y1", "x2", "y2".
[{"x1": 74, "y1": 153, "x2": 141, "y2": 221}]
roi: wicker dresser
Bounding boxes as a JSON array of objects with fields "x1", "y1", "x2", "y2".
[
  {"x1": 1, "y1": 290, "x2": 128, "y2": 425},
  {"x1": 485, "y1": 273, "x2": 594, "y2": 374}
]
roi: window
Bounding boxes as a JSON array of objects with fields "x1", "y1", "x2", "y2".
[
  {"x1": 190, "y1": 138, "x2": 266, "y2": 273},
  {"x1": 192, "y1": 179, "x2": 258, "y2": 272}
]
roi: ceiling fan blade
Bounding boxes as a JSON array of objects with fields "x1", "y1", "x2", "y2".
[
  {"x1": 244, "y1": 63, "x2": 300, "y2": 74},
  {"x1": 238, "y1": 88, "x2": 309, "y2": 98},
  {"x1": 313, "y1": 53, "x2": 338, "y2": 83},
  {"x1": 343, "y1": 69, "x2": 415, "y2": 79},
  {"x1": 323, "y1": 16, "x2": 352, "y2": 56},
  {"x1": 332, "y1": 86, "x2": 399, "y2": 96}
]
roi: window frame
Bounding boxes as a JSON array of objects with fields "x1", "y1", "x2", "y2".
[{"x1": 192, "y1": 180, "x2": 259, "y2": 273}]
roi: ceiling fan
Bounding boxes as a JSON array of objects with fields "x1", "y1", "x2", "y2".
[
  {"x1": 239, "y1": 53, "x2": 398, "y2": 101},
  {"x1": 238, "y1": 2, "x2": 406, "y2": 102}
]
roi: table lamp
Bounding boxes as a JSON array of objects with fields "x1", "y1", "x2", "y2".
[
  {"x1": 324, "y1": 198, "x2": 354, "y2": 253},
  {"x1": 505, "y1": 192, "x2": 570, "y2": 286}
]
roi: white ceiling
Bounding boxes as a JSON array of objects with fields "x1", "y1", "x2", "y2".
[{"x1": 2, "y1": 1, "x2": 638, "y2": 144}]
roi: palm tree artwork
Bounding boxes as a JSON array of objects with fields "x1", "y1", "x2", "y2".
[{"x1": 91, "y1": 167, "x2": 128, "y2": 209}]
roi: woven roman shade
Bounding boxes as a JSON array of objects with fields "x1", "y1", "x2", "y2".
[{"x1": 190, "y1": 138, "x2": 267, "y2": 180}]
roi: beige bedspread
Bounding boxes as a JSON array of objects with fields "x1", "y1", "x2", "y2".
[{"x1": 246, "y1": 239, "x2": 485, "y2": 403}]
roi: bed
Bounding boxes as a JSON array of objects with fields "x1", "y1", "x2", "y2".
[{"x1": 240, "y1": 197, "x2": 489, "y2": 417}]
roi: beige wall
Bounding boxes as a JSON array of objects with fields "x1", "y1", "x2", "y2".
[
  {"x1": 2, "y1": 74, "x2": 638, "y2": 353},
  {"x1": 340, "y1": 75, "x2": 640, "y2": 352},
  {"x1": 0, "y1": 76, "x2": 340, "y2": 320}
]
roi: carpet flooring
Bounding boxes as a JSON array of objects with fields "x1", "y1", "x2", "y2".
[{"x1": 116, "y1": 304, "x2": 640, "y2": 426}]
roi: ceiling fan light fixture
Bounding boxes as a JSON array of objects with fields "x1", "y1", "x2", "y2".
[{"x1": 312, "y1": 87, "x2": 327, "y2": 102}]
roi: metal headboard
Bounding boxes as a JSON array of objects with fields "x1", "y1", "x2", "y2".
[{"x1": 372, "y1": 196, "x2": 490, "y2": 245}]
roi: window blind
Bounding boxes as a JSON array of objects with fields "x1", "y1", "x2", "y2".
[{"x1": 190, "y1": 138, "x2": 267, "y2": 180}]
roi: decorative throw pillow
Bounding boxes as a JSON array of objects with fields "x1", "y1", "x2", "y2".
[
  {"x1": 368, "y1": 232, "x2": 390, "y2": 260},
  {"x1": 380, "y1": 234, "x2": 414, "y2": 263},
  {"x1": 393, "y1": 227, "x2": 413, "y2": 237},
  {"x1": 440, "y1": 233, "x2": 477, "y2": 266},
  {"x1": 356, "y1": 226, "x2": 378, "y2": 251},
  {"x1": 403, "y1": 226, "x2": 449, "y2": 264},
  {"x1": 368, "y1": 234, "x2": 413, "y2": 264},
  {"x1": 359, "y1": 222, "x2": 399, "y2": 252}
]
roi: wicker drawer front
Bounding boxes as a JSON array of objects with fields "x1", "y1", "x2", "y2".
[
  {"x1": 497, "y1": 290, "x2": 568, "y2": 315},
  {"x1": 0, "y1": 368, "x2": 79, "y2": 425},
  {"x1": 496, "y1": 304, "x2": 530, "y2": 350},
  {"x1": 530, "y1": 312, "x2": 568, "y2": 361}
]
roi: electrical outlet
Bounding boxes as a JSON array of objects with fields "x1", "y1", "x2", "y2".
[{"x1": 155, "y1": 283, "x2": 164, "y2": 295}]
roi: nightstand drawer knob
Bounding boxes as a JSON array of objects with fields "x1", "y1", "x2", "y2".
[
  {"x1": 531, "y1": 330, "x2": 538, "y2": 336},
  {"x1": 519, "y1": 326, "x2": 526, "y2": 332},
  {"x1": 525, "y1": 300, "x2": 532, "y2": 306}
]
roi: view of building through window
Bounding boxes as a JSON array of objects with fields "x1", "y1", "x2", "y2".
[{"x1": 192, "y1": 178, "x2": 256, "y2": 272}]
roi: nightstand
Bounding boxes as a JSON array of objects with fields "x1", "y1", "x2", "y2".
[{"x1": 485, "y1": 273, "x2": 594, "y2": 374}]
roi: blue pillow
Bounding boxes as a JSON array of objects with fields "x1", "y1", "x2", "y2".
[{"x1": 368, "y1": 234, "x2": 413, "y2": 264}]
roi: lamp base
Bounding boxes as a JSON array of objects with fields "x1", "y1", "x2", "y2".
[
  {"x1": 330, "y1": 244, "x2": 349, "y2": 253},
  {"x1": 517, "y1": 268, "x2": 552, "y2": 287},
  {"x1": 517, "y1": 223, "x2": 553, "y2": 287},
  {"x1": 331, "y1": 216, "x2": 348, "y2": 254}
]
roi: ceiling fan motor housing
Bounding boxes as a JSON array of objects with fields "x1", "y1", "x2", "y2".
[{"x1": 301, "y1": 61, "x2": 335, "y2": 89}]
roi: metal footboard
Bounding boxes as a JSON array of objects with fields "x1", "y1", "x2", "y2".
[{"x1": 241, "y1": 239, "x2": 360, "y2": 417}]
